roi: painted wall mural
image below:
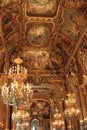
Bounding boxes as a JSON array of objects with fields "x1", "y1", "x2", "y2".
[
  {"x1": 26, "y1": 0, "x2": 58, "y2": 16},
  {"x1": 27, "y1": 24, "x2": 50, "y2": 46},
  {"x1": 22, "y1": 51, "x2": 51, "y2": 69},
  {"x1": 29, "y1": 100, "x2": 50, "y2": 119}
]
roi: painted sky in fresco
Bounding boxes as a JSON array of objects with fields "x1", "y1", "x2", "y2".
[{"x1": 27, "y1": 24, "x2": 50, "y2": 45}]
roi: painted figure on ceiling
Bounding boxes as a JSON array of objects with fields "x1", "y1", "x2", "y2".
[
  {"x1": 28, "y1": 24, "x2": 50, "y2": 45},
  {"x1": 1, "y1": 0, "x2": 18, "y2": 7},
  {"x1": 1, "y1": 0, "x2": 10, "y2": 7},
  {"x1": 27, "y1": 0, "x2": 57, "y2": 14},
  {"x1": 30, "y1": 0, "x2": 50, "y2": 5},
  {"x1": 67, "y1": 0, "x2": 82, "y2": 9}
]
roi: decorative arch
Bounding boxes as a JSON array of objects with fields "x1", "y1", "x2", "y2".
[{"x1": 30, "y1": 118, "x2": 40, "y2": 130}]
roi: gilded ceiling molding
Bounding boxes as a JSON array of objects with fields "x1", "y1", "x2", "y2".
[{"x1": 0, "y1": 11, "x2": 6, "y2": 49}]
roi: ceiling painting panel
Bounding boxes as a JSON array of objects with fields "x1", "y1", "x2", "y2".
[
  {"x1": 0, "y1": 0, "x2": 19, "y2": 7},
  {"x1": 22, "y1": 51, "x2": 50, "y2": 70},
  {"x1": 20, "y1": 48, "x2": 65, "y2": 71},
  {"x1": 61, "y1": 9, "x2": 86, "y2": 44},
  {"x1": 67, "y1": 0, "x2": 82, "y2": 10},
  {"x1": 27, "y1": 24, "x2": 50, "y2": 46},
  {"x1": 26, "y1": 0, "x2": 59, "y2": 17},
  {"x1": 61, "y1": 11, "x2": 78, "y2": 42},
  {"x1": 67, "y1": 0, "x2": 87, "y2": 16},
  {"x1": 2, "y1": 3, "x2": 19, "y2": 38},
  {"x1": 29, "y1": 100, "x2": 50, "y2": 119}
]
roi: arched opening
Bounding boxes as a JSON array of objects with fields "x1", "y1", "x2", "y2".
[
  {"x1": 29, "y1": 100, "x2": 50, "y2": 130},
  {"x1": 31, "y1": 118, "x2": 40, "y2": 130}
]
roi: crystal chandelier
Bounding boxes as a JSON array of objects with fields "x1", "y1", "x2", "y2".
[
  {"x1": 16, "y1": 122, "x2": 29, "y2": 130},
  {"x1": 8, "y1": 57, "x2": 27, "y2": 82},
  {"x1": 53, "y1": 109, "x2": 64, "y2": 128},
  {"x1": 65, "y1": 93, "x2": 76, "y2": 107},
  {"x1": 12, "y1": 98, "x2": 30, "y2": 130},
  {"x1": 64, "y1": 107, "x2": 80, "y2": 118},
  {"x1": 12, "y1": 110, "x2": 30, "y2": 122},
  {"x1": 12, "y1": 109, "x2": 30, "y2": 130},
  {"x1": 1, "y1": 80, "x2": 33, "y2": 107},
  {"x1": 64, "y1": 93, "x2": 80, "y2": 119},
  {"x1": 1, "y1": 57, "x2": 33, "y2": 108}
]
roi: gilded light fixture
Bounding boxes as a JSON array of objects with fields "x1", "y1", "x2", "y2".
[
  {"x1": 1, "y1": 57, "x2": 33, "y2": 108},
  {"x1": 8, "y1": 57, "x2": 27, "y2": 82},
  {"x1": 16, "y1": 122, "x2": 29, "y2": 130},
  {"x1": 12, "y1": 110, "x2": 30, "y2": 122},
  {"x1": 53, "y1": 109, "x2": 64, "y2": 129},
  {"x1": 64, "y1": 93, "x2": 80, "y2": 119}
]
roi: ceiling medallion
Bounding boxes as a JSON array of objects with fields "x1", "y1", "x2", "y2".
[{"x1": 27, "y1": 24, "x2": 50, "y2": 46}]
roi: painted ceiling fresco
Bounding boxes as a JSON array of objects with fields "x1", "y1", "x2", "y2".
[
  {"x1": 0, "y1": 0, "x2": 86, "y2": 74},
  {"x1": 0, "y1": 0, "x2": 87, "y2": 128},
  {"x1": 1, "y1": 0, "x2": 19, "y2": 7},
  {"x1": 27, "y1": 24, "x2": 50, "y2": 46},
  {"x1": 19, "y1": 49, "x2": 65, "y2": 71},
  {"x1": 0, "y1": 0, "x2": 86, "y2": 95},
  {"x1": 1, "y1": 2, "x2": 19, "y2": 39},
  {"x1": 26, "y1": 0, "x2": 58, "y2": 16},
  {"x1": 22, "y1": 51, "x2": 50, "y2": 69},
  {"x1": 29, "y1": 100, "x2": 50, "y2": 119},
  {"x1": 61, "y1": 2, "x2": 86, "y2": 44}
]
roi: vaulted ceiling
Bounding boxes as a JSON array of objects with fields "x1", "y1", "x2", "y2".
[{"x1": 0, "y1": 0, "x2": 87, "y2": 109}]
